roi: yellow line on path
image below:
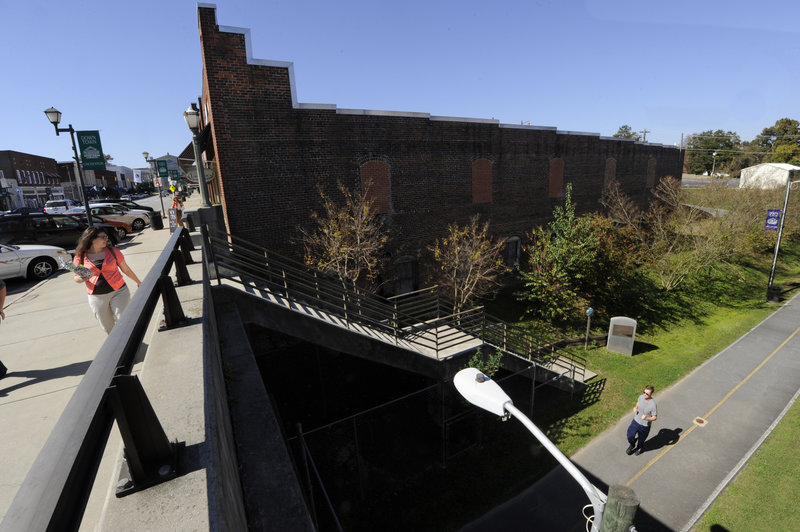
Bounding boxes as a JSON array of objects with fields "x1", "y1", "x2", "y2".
[{"x1": 625, "y1": 322, "x2": 800, "y2": 487}]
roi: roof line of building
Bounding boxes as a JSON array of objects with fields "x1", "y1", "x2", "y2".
[{"x1": 211, "y1": 8, "x2": 672, "y2": 148}]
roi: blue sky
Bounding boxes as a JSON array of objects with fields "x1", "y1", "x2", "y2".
[{"x1": 1, "y1": 0, "x2": 798, "y2": 169}]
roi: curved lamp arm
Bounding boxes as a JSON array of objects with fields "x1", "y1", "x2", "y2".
[{"x1": 453, "y1": 368, "x2": 606, "y2": 531}]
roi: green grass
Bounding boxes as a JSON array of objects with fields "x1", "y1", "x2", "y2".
[{"x1": 693, "y1": 397, "x2": 800, "y2": 531}]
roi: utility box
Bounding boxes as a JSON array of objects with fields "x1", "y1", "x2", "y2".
[{"x1": 607, "y1": 316, "x2": 637, "y2": 356}]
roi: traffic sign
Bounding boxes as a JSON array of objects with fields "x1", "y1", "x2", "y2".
[{"x1": 766, "y1": 209, "x2": 780, "y2": 231}]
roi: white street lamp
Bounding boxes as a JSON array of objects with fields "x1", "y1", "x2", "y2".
[
  {"x1": 710, "y1": 151, "x2": 718, "y2": 178},
  {"x1": 182, "y1": 105, "x2": 211, "y2": 208},
  {"x1": 453, "y1": 368, "x2": 607, "y2": 531}
]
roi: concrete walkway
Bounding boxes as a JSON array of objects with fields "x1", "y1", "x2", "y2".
[
  {"x1": 0, "y1": 193, "x2": 205, "y2": 528},
  {"x1": 463, "y1": 292, "x2": 800, "y2": 531}
]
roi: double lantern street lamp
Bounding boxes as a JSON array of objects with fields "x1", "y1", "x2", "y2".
[
  {"x1": 182, "y1": 105, "x2": 211, "y2": 208},
  {"x1": 43, "y1": 107, "x2": 93, "y2": 227},
  {"x1": 142, "y1": 151, "x2": 167, "y2": 219}
]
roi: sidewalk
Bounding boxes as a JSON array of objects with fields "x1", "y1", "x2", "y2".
[
  {"x1": 0, "y1": 192, "x2": 204, "y2": 525},
  {"x1": 463, "y1": 293, "x2": 800, "y2": 531}
]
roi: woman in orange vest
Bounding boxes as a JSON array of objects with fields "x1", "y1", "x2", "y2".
[
  {"x1": 73, "y1": 226, "x2": 142, "y2": 334},
  {"x1": 172, "y1": 193, "x2": 184, "y2": 227}
]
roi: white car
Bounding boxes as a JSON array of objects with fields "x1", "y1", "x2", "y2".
[
  {"x1": 44, "y1": 199, "x2": 80, "y2": 214},
  {"x1": 0, "y1": 243, "x2": 71, "y2": 280},
  {"x1": 89, "y1": 202, "x2": 150, "y2": 216},
  {"x1": 88, "y1": 204, "x2": 150, "y2": 231},
  {"x1": 88, "y1": 206, "x2": 148, "y2": 231}
]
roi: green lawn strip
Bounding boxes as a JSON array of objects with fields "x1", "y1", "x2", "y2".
[{"x1": 693, "y1": 396, "x2": 800, "y2": 531}]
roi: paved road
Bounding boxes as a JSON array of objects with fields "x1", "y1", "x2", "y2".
[{"x1": 463, "y1": 293, "x2": 800, "y2": 531}]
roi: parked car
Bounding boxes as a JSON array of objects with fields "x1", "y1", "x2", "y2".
[
  {"x1": 0, "y1": 242, "x2": 71, "y2": 280},
  {"x1": 0, "y1": 213, "x2": 118, "y2": 250},
  {"x1": 88, "y1": 205, "x2": 148, "y2": 231},
  {"x1": 44, "y1": 199, "x2": 80, "y2": 214},
  {"x1": 90, "y1": 199, "x2": 155, "y2": 213},
  {"x1": 68, "y1": 212, "x2": 131, "y2": 241},
  {"x1": 4, "y1": 206, "x2": 41, "y2": 214}
]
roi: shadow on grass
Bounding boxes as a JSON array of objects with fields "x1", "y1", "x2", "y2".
[{"x1": 633, "y1": 341, "x2": 659, "y2": 355}]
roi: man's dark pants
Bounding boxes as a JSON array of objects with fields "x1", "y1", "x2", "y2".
[{"x1": 627, "y1": 420, "x2": 650, "y2": 451}]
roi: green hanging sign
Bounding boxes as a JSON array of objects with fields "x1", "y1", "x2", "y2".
[
  {"x1": 157, "y1": 160, "x2": 169, "y2": 178},
  {"x1": 76, "y1": 130, "x2": 106, "y2": 170}
]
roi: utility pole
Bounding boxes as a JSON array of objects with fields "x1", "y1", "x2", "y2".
[{"x1": 639, "y1": 128, "x2": 650, "y2": 142}]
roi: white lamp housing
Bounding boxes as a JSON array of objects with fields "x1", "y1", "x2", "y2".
[
  {"x1": 44, "y1": 107, "x2": 62, "y2": 126},
  {"x1": 453, "y1": 368, "x2": 512, "y2": 417},
  {"x1": 183, "y1": 106, "x2": 200, "y2": 131}
]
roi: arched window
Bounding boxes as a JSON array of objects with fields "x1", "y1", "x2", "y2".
[
  {"x1": 360, "y1": 160, "x2": 391, "y2": 214},
  {"x1": 549, "y1": 158, "x2": 564, "y2": 198},
  {"x1": 472, "y1": 158, "x2": 492, "y2": 203}
]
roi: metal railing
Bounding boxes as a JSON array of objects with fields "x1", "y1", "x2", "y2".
[
  {"x1": 204, "y1": 230, "x2": 585, "y2": 378},
  {"x1": 1, "y1": 228, "x2": 195, "y2": 532}
]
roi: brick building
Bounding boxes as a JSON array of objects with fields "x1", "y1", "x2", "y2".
[
  {"x1": 0, "y1": 150, "x2": 64, "y2": 211},
  {"x1": 193, "y1": 5, "x2": 683, "y2": 292}
]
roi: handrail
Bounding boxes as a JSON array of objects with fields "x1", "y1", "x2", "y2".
[
  {"x1": 1, "y1": 228, "x2": 192, "y2": 532},
  {"x1": 204, "y1": 229, "x2": 585, "y2": 377}
]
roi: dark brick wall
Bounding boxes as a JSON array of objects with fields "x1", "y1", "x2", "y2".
[{"x1": 197, "y1": 6, "x2": 684, "y2": 264}]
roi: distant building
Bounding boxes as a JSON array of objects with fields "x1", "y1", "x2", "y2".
[
  {"x1": 0, "y1": 150, "x2": 63, "y2": 211},
  {"x1": 739, "y1": 163, "x2": 800, "y2": 189}
]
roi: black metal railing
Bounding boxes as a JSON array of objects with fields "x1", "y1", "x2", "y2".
[
  {"x1": 1, "y1": 228, "x2": 195, "y2": 532},
  {"x1": 204, "y1": 230, "x2": 586, "y2": 379}
]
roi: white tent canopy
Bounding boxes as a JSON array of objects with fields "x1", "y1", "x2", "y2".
[{"x1": 740, "y1": 163, "x2": 800, "y2": 189}]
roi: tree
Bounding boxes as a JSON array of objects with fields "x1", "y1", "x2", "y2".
[
  {"x1": 517, "y1": 184, "x2": 598, "y2": 324},
  {"x1": 728, "y1": 140, "x2": 767, "y2": 177},
  {"x1": 754, "y1": 118, "x2": 800, "y2": 153},
  {"x1": 686, "y1": 130, "x2": 741, "y2": 176},
  {"x1": 753, "y1": 117, "x2": 800, "y2": 165},
  {"x1": 300, "y1": 182, "x2": 387, "y2": 291},
  {"x1": 600, "y1": 177, "x2": 642, "y2": 228},
  {"x1": 429, "y1": 215, "x2": 506, "y2": 314},
  {"x1": 612, "y1": 125, "x2": 642, "y2": 141},
  {"x1": 640, "y1": 177, "x2": 738, "y2": 290},
  {"x1": 772, "y1": 143, "x2": 800, "y2": 165}
]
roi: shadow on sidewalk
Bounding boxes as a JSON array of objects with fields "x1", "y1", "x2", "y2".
[
  {"x1": 643, "y1": 427, "x2": 683, "y2": 453},
  {"x1": 0, "y1": 360, "x2": 92, "y2": 397}
]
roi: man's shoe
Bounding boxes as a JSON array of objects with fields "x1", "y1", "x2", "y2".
[
  {"x1": 626, "y1": 444, "x2": 635, "y2": 455},
  {"x1": 634, "y1": 448, "x2": 643, "y2": 456}
]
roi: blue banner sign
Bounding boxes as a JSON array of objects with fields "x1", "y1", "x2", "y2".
[{"x1": 766, "y1": 209, "x2": 781, "y2": 231}]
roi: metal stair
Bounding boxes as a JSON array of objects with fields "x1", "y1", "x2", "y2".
[{"x1": 204, "y1": 229, "x2": 596, "y2": 387}]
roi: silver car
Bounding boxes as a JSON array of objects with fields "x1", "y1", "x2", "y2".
[{"x1": 0, "y1": 243, "x2": 71, "y2": 280}]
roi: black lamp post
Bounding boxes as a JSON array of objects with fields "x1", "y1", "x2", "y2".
[
  {"x1": 143, "y1": 151, "x2": 167, "y2": 218},
  {"x1": 182, "y1": 105, "x2": 211, "y2": 208},
  {"x1": 43, "y1": 107, "x2": 92, "y2": 227}
]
